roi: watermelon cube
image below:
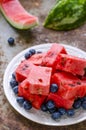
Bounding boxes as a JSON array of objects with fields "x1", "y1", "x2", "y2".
[
  {"x1": 47, "y1": 93, "x2": 74, "y2": 109},
  {"x1": 52, "y1": 72, "x2": 86, "y2": 100},
  {"x1": 42, "y1": 43, "x2": 67, "y2": 68},
  {"x1": 28, "y1": 53, "x2": 45, "y2": 66},
  {"x1": 18, "y1": 80, "x2": 46, "y2": 109},
  {"x1": 15, "y1": 60, "x2": 35, "y2": 82},
  {"x1": 19, "y1": 65, "x2": 52, "y2": 95},
  {"x1": 56, "y1": 54, "x2": 86, "y2": 76}
]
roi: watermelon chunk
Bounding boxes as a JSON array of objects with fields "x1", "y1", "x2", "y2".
[
  {"x1": 0, "y1": 0, "x2": 38, "y2": 29},
  {"x1": 18, "y1": 80, "x2": 46, "y2": 109},
  {"x1": 56, "y1": 54, "x2": 86, "y2": 76},
  {"x1": 47, "y1": 93, "x2": 74, "y2": 109},
  {"x1": 15, "y1": 60, "x2": 35, "y2": 82},
  {"x1": 42, "y1": 43, "x2": 67, "y2": 69},
  {"x1": 28, "y1": 53, "x2": 45, "y2": 66},
  {"x1": 19, "y1": 65, "x2": 52, "y2": 95},
  {"x1": 52, "y1": 72, "x2": 86, "y2": 100}
]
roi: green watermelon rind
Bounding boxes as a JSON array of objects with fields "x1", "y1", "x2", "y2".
[
  {"x1": 44, "y1": 0, "x2": 86, "y2": 31},
  {"x1": 0, "y1": 3, "x2": 39, "y2": 30}
]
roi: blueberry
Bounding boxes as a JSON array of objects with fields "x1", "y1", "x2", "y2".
[
  {"x1": 51, "y1": 111, "x2": 61, "y2": 120},
  {"x1": 8, "y1": 37, "x2": 15, "y2": 46},
  {"x1": 23, "y1": 101, "x2": 32, "y2": 110},
  {"x1": 48, "y1": 107, "x2": 56, "y2": 114},
  {"x1": 16, "y1": 97, "x2": 25, "y2": 105},
  {"x1": 29, "y1": 49, "x2": 36, "y2": 55},
  {"x1": 24, "y1": 52, "x2": 32, "y2": 59},
  {"x1": 10, "y1": 79, "x2": 18, "y2": 88},
  {"x1": 82, "y1": 101, "x2": 86, "y2": 110},
  {"x1": 13, "y1": 86, "x2": 18, "y2": 94},
  {"x1": 50, "y1": 84, "x2": 58, "y2": 93},
  {"x1": 73, "y1": 100, "x2": 81, "y2": 109},
  {"x1": 58, "y1": 108, "x2": 66, "y2": 115},
  {"x1": 67, "y1": 109, "x2": 75, "y2": 117},
  {"x1": 46, "y1": 100, "x2": 55, "y2": 110},
  {"x1": 81, "y1": 96, "x2": 86, "y2": 102},
  {"x1": 41, "y1": 104, "x2": 48, "y2": 112},
  {"x1": 12, "y1": 72, "x2": 16, "y2": 79}
]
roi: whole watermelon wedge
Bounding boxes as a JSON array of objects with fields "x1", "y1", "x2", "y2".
[{"x1": 0, "y1": 0, "x2": 38, "y2": 29}]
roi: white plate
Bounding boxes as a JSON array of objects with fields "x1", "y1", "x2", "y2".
[{"x1": 3, "y1": 43, "x2": 86, "y2": 126}]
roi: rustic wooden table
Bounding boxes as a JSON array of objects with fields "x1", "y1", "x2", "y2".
[{"x1": 0, "y1": 0, "x2": 86, "y2": 130}]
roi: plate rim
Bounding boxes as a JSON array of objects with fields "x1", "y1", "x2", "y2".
[{"x1": 3, "y1": 43, "x2": 86, "y2": 126}]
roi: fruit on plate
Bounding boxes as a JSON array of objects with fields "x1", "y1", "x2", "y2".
[
  {"x1": 42, "y1": 43, "x2": 67, "y2": 68},
  {"x1": 15, "y1": 60, "x2": 35, "y2": 82},
  {"x1": 9, "y1": 44, "x2": 86, "y2": 119},
  {"x1": 47, "y1": 93, "x2": 74, "y2": 109},
  {"x1": 18, "y1": 80, "x2": 46, "y2": 109},
  {"x1": 0, "y1": 0, "x2": 38, "y2": 29},
  {"x1": 52, "y1": 71, "x2": 86, "y2": 100},
  {"x1": 44, "y1": 0, "x2": 86, "y2": 30},
  {"x1": 56, "y1": 54, "x2": 86, "y2": 76},
  {"x1": 28, "y1": 53, "x2": 45, "y2": 66},
  {"x1": 19, "y1": 65, "x2": 52, "y2": 95}
]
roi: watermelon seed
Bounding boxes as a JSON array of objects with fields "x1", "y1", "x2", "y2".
[{"x1": 38, "y1": 79, "x2": 43, "y2": 82}]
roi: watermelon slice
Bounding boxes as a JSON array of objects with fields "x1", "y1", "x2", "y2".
[
  {"x1": 47, "y1": 93, "x2": 74, "y2": 109},
  {"x1": 52, "y1": 72, "x2": 86, "y2": 100},
  {"x1": 42, "y1": 43, "x2": 67, "y2": 69},
  {"x1": 28, "y1": 53, "x2": 45, "y2": 66},
  {"x1": 19, "y1": 65, "x2": 52, "y2": 96},
  {"x1": 15, "y1": 60, "x2": 35, "y2": 82},
  {"x1": 56, "y1": 54, "x2": 86, "y2": 76},
  {"x1": 0, "y1": 0, "x2": 38, "y2": 29},
  {"x1": 18, "y1": 80, "x2": 46, "y2": 109}
]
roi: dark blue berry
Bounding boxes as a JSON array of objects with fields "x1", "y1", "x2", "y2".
[
  {"x1": 58, "y1": 108, "x2": 66, "y2": 115},
  {"x1": 81, "y1": 96, "x2": 86, "y2": 102},
  {"x1": 51, "y1": 111, "x2": 61, "y2": 120},
  {"x1": 16, "y1": 97, "x2": 25, "y2": 105},
  {"x1": 73, "y1": 100, "x2": 81, "y2": 109},
  {"x1": 82, "y1": 101, "x2": 86, "y2": 110},
  {"x1": 67, "y1": 109, "x2": 75, "y2": 117},
  {"x1": 13, "y1": 86, "x2": 18, "y2": 94},
  {"x1": 48, "y1": 107, "x2": 56, "y2": 114},
  {"x1": 46, "y1": 100, "x2": 55, "y2": 110},
  {"x1": 8, "y1": 37, "x2": 15, "y2": 46},
  {"x1": 41, "y1": 104, "x2": 48, "y2": 112},
  {"x1": 50, "y1": 84, "x2": 58, "y2": 93},
  {"x1": 24, "y1": 52, "x2": 32, "y2": 59},
  {"x1": 12, "y1": 72, "x2": 16, "y2": 79},
  {"x1": 23, "y1": 101, "x2": 32, "y2": 110},
  {"x1": 29, "y1": 49, "x2": 36, "y2": 55},
  {"x1": 10, "y1": 79, "x2": 18, "y2": 88}
]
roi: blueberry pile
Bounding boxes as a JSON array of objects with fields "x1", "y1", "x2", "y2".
[
  {"x1": 9, "y1": 49, "x2": 86, "y2": 120},
  {"x1": 41, "y1": 96, "x2": 86, "y2": 120}
]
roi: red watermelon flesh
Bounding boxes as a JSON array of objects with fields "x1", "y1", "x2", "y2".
[
  {"x1": 18, "y1": 80, "x2": 46, "y2": 109},
  {"x1": 56, "y1": 54, "x2": 86, "y2": 76},
  {"x1": 20, "y1": 65, "x2": 52, "y2": 95},
  {"x1": 15, "y1": 60, "x2": 35, "y2": 82},
  {"x1": 47, "y1": 93, "x2": 74, "y2": 109},
  {"x1": 52, "y1": 72, "x2": 86, "y2": 100},
  {"x1": 28, "y1": 53, "x2": 45, "y2": 66},
  {"x1": 42, "y1": 43, "x2": 67, "y2": 69},
  {"x1": 0, "y1": 0, "x2": 38, "y2": 29}
]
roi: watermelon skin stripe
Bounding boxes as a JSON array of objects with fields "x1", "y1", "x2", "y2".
[
  {"x1": 0, "y1": 0, "x2": 39, "y2": 29},
  {"x1": 44, "y1": 0, "x2": 86, "y2": 30}
]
